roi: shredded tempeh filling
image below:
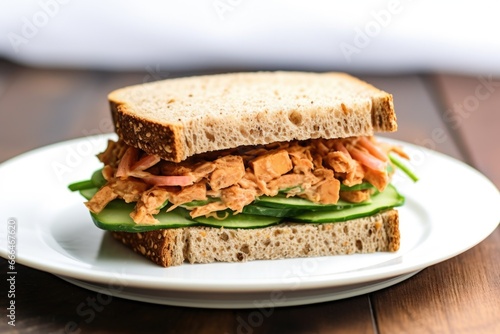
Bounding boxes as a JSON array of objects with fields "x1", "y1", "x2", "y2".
[{"x1": 85, "y1": 136, "x2": 408, "y2": 224}]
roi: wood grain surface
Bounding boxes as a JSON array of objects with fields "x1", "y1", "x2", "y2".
[{"x1": 0, "y1": 61, "x2": 498, "y2": 334}]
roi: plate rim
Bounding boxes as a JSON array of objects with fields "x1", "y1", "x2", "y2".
[{"x1": 56, "y1": 270, "x2": 422, "y2": 308}]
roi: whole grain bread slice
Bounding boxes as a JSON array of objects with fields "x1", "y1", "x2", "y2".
[
  {"x1": 109, "y1": 72, "x2": 397, "y2": 162},
  {"x1": 111, "y1": 209, "x2": 400, "y2": 267}
]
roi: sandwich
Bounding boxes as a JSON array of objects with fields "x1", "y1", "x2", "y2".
[{"x1": 69, "y1": 71, "x2": 416, "y2": 267}]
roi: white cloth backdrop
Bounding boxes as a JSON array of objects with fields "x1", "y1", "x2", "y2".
[{"x1": 1, "y1": 0, "x2": 499, "y2": 75}]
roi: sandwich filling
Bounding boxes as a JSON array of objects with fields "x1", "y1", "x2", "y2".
[{"x1": 83, "y1": 136, "x2": 409, "y2": 225}]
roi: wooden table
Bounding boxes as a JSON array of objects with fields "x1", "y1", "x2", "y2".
[{"x1": 0, "y1": 60, "x2": 499, "y2": 333}]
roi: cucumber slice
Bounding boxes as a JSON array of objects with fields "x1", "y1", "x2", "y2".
[
  {"x1": 68, "y1": 169, "x2": 106, "y2": 192},
  {"x1": 90, "y1": 201, "x2": 197, "y2": 232},
  {"x1": 279, "y1": 185, "x2": 304, "y2": 194},
  {"x1": 242, "y1": 204, "x2": 306, "y2": 217},
  {"x1": 254, "y1": 195, "x2": 371, "y2": 210},
  {"x1": 90, "y1": 200, "x2": 281, "y2": 231},
  {"x1": 194, "y1": 213, "x2": 281, "y2": 229},
  {"x1": 78, "y1": 181, "x2": 404, "y2": 231},
  {"x1": 291, "y1": 184, "x2": 404, "y2": 223},
  {"x1": 340, "y1": 182, "x2": 375, "y2": 191},
  {"x1": 157, "y1": 199, "x2": 169, "y2": 210},
  {"x1": 91, "y1": 168, "x2": 106, "y2": 188},
  {"x1": 68, "y1": 180, "x2": 94, "y2": 191},
  {"x1": 181, "y1": 198, "x2": 220, "y2": 208},
  {"x1": 80, "y1": 188, "x2": 98, "y2": 200}
]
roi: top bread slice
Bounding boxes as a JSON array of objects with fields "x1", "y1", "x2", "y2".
[{"x1": 108, "y1": 71, "x2": 397, "y2": 162}]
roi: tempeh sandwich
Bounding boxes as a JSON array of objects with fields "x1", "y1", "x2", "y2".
[{"x1": 69, "y1": 71, "x2": 416, "y2": 267}]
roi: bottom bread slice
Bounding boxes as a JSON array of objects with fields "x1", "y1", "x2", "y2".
[{"x1": 111, "y1": 209, "x2": 400, "y2": 267}]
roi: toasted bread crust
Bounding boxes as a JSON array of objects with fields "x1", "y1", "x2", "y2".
[
  {"x1": 371, "y1": 92, "x2": 398, "y2": 132},
  {"x1": 111, "y1": 209, "x2": 400, "y2": 267},
  {"x1": 111, "y1": 228, "x2": 186, "y2": 267},
  {"x1": 109, "y1": 72, "x2": 397, "y2": 162},
  {"x1": 110, "y1": 102, "x2": 185, "y2": 162}
]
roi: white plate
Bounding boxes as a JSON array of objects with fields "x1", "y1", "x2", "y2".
[
  {"x1": 0, "y1": 135, "x2": 499, "y2": 308},
  {"x1": 57, "y1": 270, "x2": 421, "y2": 308}
]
